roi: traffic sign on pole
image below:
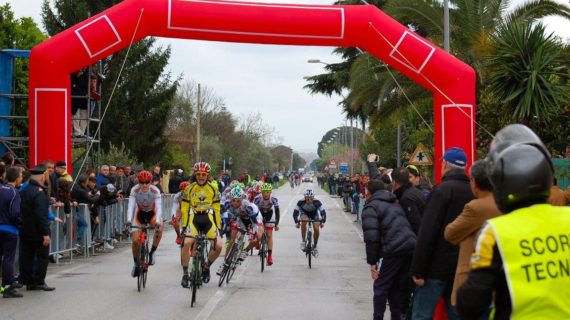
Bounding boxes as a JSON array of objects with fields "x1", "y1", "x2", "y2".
[{"x1": 409, "y1": 143, "x2": 432, "y2": 165}]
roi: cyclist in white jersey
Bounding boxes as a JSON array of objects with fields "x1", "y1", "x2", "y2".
[
  {"x1": 253, "y1": 183, "x2": 280, "y2": 265},
  {"x1": 127, "y1": 170, "x2": 163, "y2": 277}
]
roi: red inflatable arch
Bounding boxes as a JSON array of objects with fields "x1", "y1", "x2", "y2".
[{"x1": 29, "y1": 0, "x2": 475, "y2": 177}]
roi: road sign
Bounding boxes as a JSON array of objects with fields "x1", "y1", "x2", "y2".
[
  {"x1": 409, "y1": 143, "x2": 432, "y2": 165},
  {"x1": 339, "y1": 162, "x2": 348, "y2": 174}
]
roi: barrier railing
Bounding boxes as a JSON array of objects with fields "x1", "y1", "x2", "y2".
[{"x1": 48, "y1": 194, "x2": 176, "y2": 263}]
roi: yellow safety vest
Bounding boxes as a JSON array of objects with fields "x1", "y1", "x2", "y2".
[{"x1": 488, "y1": 204, "x2": 570, "y2": 319}]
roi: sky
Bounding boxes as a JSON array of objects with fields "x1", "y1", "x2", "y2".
[{"x1": 4, "y1": 0, "x2": 570, "y2": 154}]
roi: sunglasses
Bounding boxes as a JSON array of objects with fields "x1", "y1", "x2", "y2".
[
  {"x1": 140, "y1": 181, "x2": 151, "y2": 185},
  {"x1": 195, "y1": 172, "x2": 208, "y2": 177}
]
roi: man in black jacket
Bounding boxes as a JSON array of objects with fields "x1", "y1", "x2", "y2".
[
  {"x1": 19, "y1": 165, "x2": 55, "y2": 292},
  {"x1": 362, "y1": 178, "x2": 416, "y2": 320},
  {"x1": 391, "y1": 167, "x2": 425, "y2": 235},
  {"x1": 410, "y1": 147, "x2": 474, "y2": 320}
]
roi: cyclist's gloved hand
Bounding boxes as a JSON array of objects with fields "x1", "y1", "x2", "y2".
[
  {"x1": 295, "y1": 223, "x2": 300, "y2": 229},
  {"x1": 125, "y1": 221, "x2": 132, "y2": 229},
  {"x1": 275, "y1": 225, "x2": 279, "y2": 231},
  {"x1": 320, "y1": 223, "x2": 325, "y2": 229}
]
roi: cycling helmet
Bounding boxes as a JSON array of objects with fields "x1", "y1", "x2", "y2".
[
  {"x1": 179, "y1": 181, "x2": 191, "y2": 191},
  {"x1": 304, "y1": 189, "x2": 315, "y2": 198},
  {"x1": 229, "y1": 180, "x2": 239, "y2": 188},
  {"x1": 252, "y1": 182, "x2": 262, "y2": 194},
  {"x1": 488, "y1": 142, "x2": 553, "y2": 214},
  {"x1": 229, "y1": 187, "x2": 245, "y2": 200},
  {"x1": 236, "y1": 182, "x2": 246, "y2": 190},
  {"x1": 137, "y1": 170, "x2": 152, "y2": 183},
  {"x1": 260, "y1": 183, "x2": 273, "y2": 192},
  {"x1": 193, "y1": 162, "x2": 211, "y2": 173}
]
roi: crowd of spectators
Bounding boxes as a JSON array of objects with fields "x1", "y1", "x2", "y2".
[{"x1": 359, "y1": 137, "x2": 570, "y2": 319}]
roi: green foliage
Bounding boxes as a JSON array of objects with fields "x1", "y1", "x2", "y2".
[
  {"x1": 487, "y1": 22, "x2": 569, "y2": 120},
  {"x1": 0, "y1": 4, "x2": 46, "y2": 146},
  {"x1": 42, "y1": 0, "x2": 179, "y2": 165}
]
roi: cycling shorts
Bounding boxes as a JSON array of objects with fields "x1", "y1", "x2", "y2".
[
  {"x1": 186, "y1": 213, "x2": 218, "y2": 239},
  {"x1": 131, "y1": 210, "x2": 157, "y2": 232},
  {"x1": 300, "y1": 211, "x2": 322, "y2": 222}
]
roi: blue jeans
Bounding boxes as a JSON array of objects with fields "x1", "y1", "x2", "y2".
[
  {"x1": 75, "y1": 211, "x2": 88, "y2": 245},
  {"x1": 411, "y1": 278, "x2": 458, "y2": 320}
]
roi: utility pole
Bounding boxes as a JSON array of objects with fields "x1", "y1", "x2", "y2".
[
  {"x1": 350, "y1": 119, "x2": 354, "y2": 175},
  {"x1": 196, "y1": 83, "x2": 201, "y2": 162},
  {"x1": 290, "y1": 149, "x2": 294, "y2": 172},
  {"x1": 444, "y1": 0, "x2": 450, "y2": 52}
]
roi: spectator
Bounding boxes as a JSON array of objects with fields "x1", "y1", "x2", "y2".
[
  {"x1": 391, "y1": 167, "x2": 425, "y2": 235},
  {"x1": 108, "y1": 165, "x2": 118, "y2": 184},
  {"x1": 71, "y1": 174, "x2": 97, "y2": 249},
  {"x1": 96, "y1": 165, "x2": 111, "y2": 188},
  {"x1": 0, "y1": 167, "x2": 24, "y2": 298},
  {"x1": 457, "y1": 124, "x2": 570, "y2": 319},
  {"x1": 390, "y1": 166, "x2": 426, "y2": 317},
  {"x1": 19, "y1": 165, "x2": 56, "y2": 292},
  {"x1": 168, "y1": 168, "x2": 184, "y2": 194},
  {"x1": 361, "y1": 178, "x2": 416, "y2": 320},
  {"x1": 272, "y1": 172, "x2": 279, "y2": 189},
  {"x1": 410, "y1": 147, "x2": 474, "y2": 320},
  {"x1": 548, "y1": 177, "x2": 567, "y2": 206},
  {"x1": 124, "y1": 165, "x2": 134, "y2": 177},
  {"x1": 152, "y1": 174, "x2": 163, "y2": 194},
  {"x1": 50, "y1": 160, "x2": 72, "y2": 198},
  {"x1": 152, "y1": 165, "x2": 161, "y2": 181},
  {"x1": 342, "y1": 176, "x2": 353, "y2": 212},
  {"x1": 222, "y1": 170, "x2": 231, "y2": 190},
  {"x1": 444, "y1": 160, "x2": 501, "y2": 308},
  {"x1": 71, "y1": 68, "x2": 89, "y2": 137},
  {"x1": 85, "y1": 176, "x2": 101, "y2": 232},
  {"x1": 352, "y1": 174, "x2": 361, "y2": 218},
  {"x1": 42, "y1": 160, "x2": 55, "y2": 198},
  {"x1": 115, "y1": 166, "x2": 132, "y2": 196},
  {"x1": 328, "y1": 174, "x2": 336, "y2": 195}
]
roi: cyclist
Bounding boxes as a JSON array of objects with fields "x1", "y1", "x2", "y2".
[
  {"x1": 180, "y1": 162, "x2": 223, "y2": 287},
  {"x1": 170, "y1": 181, "x2": 191, "y2": 245},
  {"x1": 247, "y1": 181, "x2": 261, "y2": 202},
  {"x1": 127, "y1": 170, "x2": 163, "y2": 277},
  {"x1": 217, "y1": 187, "x2": 263, "y2": 275},
  {"x1": 293, "y1": 189, "x2": 326, "y2": 256},
  {"x1": 253, "y1": 183, "x2": 280, "y2": 265}
]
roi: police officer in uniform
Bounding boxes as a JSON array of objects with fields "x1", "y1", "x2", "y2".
[
  {"x1": 457, "y1": 124, "x2": 570, "y2": 319},
  {"x1": 19, "y1": 164, "x2": 55, "y2": 291}
]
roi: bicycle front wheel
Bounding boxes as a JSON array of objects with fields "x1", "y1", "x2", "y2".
[
  {"x1": 260, "y1": 234, "x2": 267, "y2": 273},
  {"x1": 306, "y1": 231, "x2": 312, "y2": 269}
]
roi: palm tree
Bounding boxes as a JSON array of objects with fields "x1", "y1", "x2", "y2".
[{"x1": 383, "y1": 0, "x2": 570, "y2": 84}]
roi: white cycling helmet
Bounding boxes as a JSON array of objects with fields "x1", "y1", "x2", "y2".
[{"x1": 304, "y1": 189, "x2": 315, "y2": 198}]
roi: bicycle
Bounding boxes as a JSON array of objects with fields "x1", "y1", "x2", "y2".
[
  {"x1": 258, "y1": 231, "x2": 268, "y2": 272},
  {"x1": 131, "y1": 224, "x2": 152, "y2": 292},
  {"x1": 217, "y1": 223, "x2": 254, "y2": 286},
  {"x1": 302, "y1": 219, "x2": 317, "y2": 269},
  {"x1": 188, "y1": 232, "x2": 210, "y2": 307}
]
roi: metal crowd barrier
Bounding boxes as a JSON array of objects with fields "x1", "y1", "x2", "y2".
[{"x1": 48, "y1": 194, "x2": 176, "y2": 264}]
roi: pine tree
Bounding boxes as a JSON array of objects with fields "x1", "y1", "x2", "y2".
[{"x1": 41, "y1": 0, "x2": 179, "y2": 165}]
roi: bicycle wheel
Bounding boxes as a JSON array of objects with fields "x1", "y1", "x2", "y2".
[
  {"x1": 191, "y1": 256, "x2": 201, "y2": 307},
  {"x1": 218, "y1": 244, "x2": 236, "y2": 287},
  {"x1": 260, "y1": 233, "x2": 267, "y2": 273},
  {"x1": 137, "y1": 241, "x2": 146, "y2": 291},
  {"x1": 142, "y1": 242, "x2": 149, "y2": 288},
  {"x1": 306, "y1": 230, "x2": 312, "y2": 269}
]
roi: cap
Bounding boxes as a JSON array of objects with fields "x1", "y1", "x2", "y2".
[
  {"x1": 30, "y1": 164, "x2": 46, "y2": 175},
  {"x1": 443, "y1": 147, "x2": 467, "y2": 167},
  {"x1": 55, "y1": 160, "x2": 67, "y2": 168}
]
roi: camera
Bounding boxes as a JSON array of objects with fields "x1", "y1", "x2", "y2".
[{"x1": 374, "y1": 155, "x2": 379, "y2": 162}]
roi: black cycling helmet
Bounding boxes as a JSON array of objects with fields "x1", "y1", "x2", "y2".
[
  {"x1": 488, "y1": 142, "x2": 553, "y2": 214},
  {"x1": 488, "y1": 124, "x2": 551, "y2": 162}
]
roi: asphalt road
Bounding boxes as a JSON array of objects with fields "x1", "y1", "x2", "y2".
[{"x1": 1, "y1": 183, "x2": 376, "y2": 320}]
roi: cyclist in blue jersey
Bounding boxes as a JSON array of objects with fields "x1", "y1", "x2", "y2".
[{"x1": 293, "y1": 189, "x2": 326, "y2": 256}]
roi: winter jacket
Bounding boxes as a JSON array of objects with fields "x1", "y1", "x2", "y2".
[
  {"x1": 20, "y1": 179, "x2": 51, "y2": 240},
  {"x1": 410, "y1": 168, "x2": 474, "y2": 280},
  {"x1": 394, "y1": 182, "x2": 425, "y2": 234},
  {"x1": 0, "y1": 183, "x2": 22, "y2": 235},
  {"x1": 361, "y1": 189, "x2": 416, "y2": 265}
]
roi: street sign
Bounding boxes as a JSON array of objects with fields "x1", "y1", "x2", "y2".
[
  {"x1": 409, "y1": 143, "x2": 432, "y2": 165},
  {"x1": 339, "y1": 162, "x2": 348, "y2": 174}
]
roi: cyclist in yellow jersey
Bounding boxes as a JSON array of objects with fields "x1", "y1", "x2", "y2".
[{"x1": 180, "y1": 162, "x2": 222, "y2": 287}]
